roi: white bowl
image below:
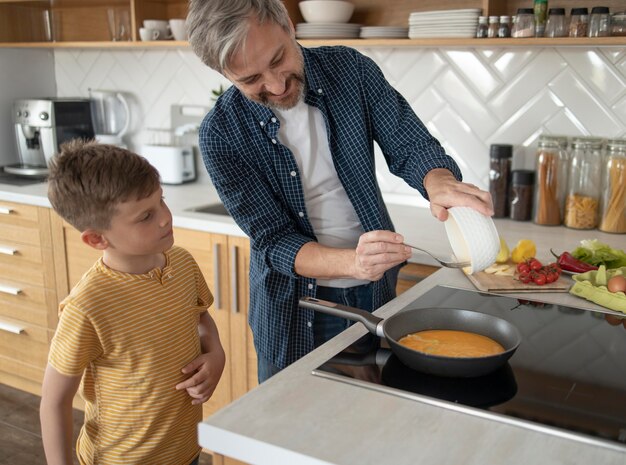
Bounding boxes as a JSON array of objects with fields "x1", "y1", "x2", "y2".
[
  {"x1": 299, "y1": 0, "x2": 355, "y2": 23},
  {"x1": 444, "y1": 207, "x2": 500, "y2": 274}
]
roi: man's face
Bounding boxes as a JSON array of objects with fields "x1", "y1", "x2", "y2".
[{"x1": 224, "y1": 19, "x2": 305, "y2": 110}]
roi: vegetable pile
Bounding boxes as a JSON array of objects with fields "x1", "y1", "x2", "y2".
[
  {"x1": 571, "y1": 239, "x2": 626, "y2": 269},
  {"x1": 515, "y1": 258, "x2": 562, "y2": 286}
]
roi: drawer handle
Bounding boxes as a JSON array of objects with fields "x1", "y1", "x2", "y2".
[
  {"x1": 0, "y1": 246, "x2": 18, "y2": 256},
  {"x1": 212, "y1": 243, "x2": 221, "y2": 309},
  {"x1": 0, "y1": 207, "x2": 14, "y2": 215},
  {"x1": 0, "y1": 320, "x2": 24, "y2": 334},
  {"x1": 230, "y1": 245, "x2": 238, "y2": 313},
  {"x1": 0, "y1": 284, "x2": 22, "y2": 295}
]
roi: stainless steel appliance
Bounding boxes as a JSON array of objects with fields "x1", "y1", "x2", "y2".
[
  {"x1": 313, "y1": 286, "x2": 626, "y2": 452},
  {"x1": 5, "y1": 98, "x2": 95, "y2": 177}
]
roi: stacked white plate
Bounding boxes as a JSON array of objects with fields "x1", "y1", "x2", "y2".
[
  {"x1": 360, "y1": 26, "x2": 408, "y2": 39},
  {"x1": 296, "y1": 22, "x2": 361, "y2": 39},
  {"x1": 408, "y1": 8, "x2": 480, "y2": 38}
]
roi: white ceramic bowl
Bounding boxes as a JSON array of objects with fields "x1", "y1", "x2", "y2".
[
  {"x1": 444, "y1": 207, "x2": 500, "y2": 274},
  {"x1": 299, "y1": 0, "x2": 355, "y2": 23}
]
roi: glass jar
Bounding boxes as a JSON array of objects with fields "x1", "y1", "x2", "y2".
[
  {"x1": 489, "y1": 144, "x2": 513, "y2": 218},
  {"x1": 476, "y1": 16, "x2": 488, "y2": 38},
  {"x1": 510, "y1": 170, "x2": 535, "y2": 221},
  {"x1": 488, "y1": 16, "x2": 500, "y2": 38},
  {"x1": 513, "y1": 8, "x2": 535, "y2": 37},
  {"x1": 533, "y1": 138, "x2": 570, "y2": 225},
  {"x1": 545, "y1": 8, "x2": 567, "y2": 37},
  {"x1": 498, "y1": 16, "x2": 511, "y2": 37},
  {"x1": 569, "y1": 7, "x2": 589, "y2": 37},
  {"x1": 534, "y1": 0, "x2": 548, "y2": 37},
  {"x1": 563, "y1": 138, "x2": 603, "y2": 229},
  {"x1": 588, "y1": 6, "x2": 611, "y2": 37},
  {"x1": 599, "y1": 139, "x2": 626, "y2": 233},
  {"x1": 610, "y1": 12, "x2": 626, "y2": 36}
]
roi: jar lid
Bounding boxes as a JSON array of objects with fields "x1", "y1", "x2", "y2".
[
  {"x1": 500, "y1": 15, "x2": 510, "y2": 21},
  {"x1": 549, "y1": 8, "x2": 565, "y2": 15},
  {"x1": 512, "y1": 170, "x2": 535, "y2": 185},
  {"x1": 490, "y1": 144, "x2": 513, "y2": 159},
  {"x1": 607, "y1": 138, "x2": 626, "y2": 148},
  {"x1": 571, "y1": 7, "x2": 589, "y2": 15},
  {"x1": 591, "y1": 6, "x2": 610, "y2": 14},
  {"x1": 538, "y1": 134, "x2": 568, "y2": 149},
  {"x1": 517, "y1": 8, "x2": 534, "y2": 14}
]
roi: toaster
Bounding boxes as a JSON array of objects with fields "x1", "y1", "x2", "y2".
[{"x1": 141, "y1": 145, "x2": 196, "y2": 185}]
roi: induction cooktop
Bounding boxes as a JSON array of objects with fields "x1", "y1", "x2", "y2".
[{"x1": 313, "y1": 286, "x2": 626, "y2": 451}]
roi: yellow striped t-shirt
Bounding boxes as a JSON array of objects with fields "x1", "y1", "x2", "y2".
[{"x1": 49, "y1": 246, "x2": 213, "y2": 465}]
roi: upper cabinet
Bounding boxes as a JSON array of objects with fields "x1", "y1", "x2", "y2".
[{"x1": 1, "y1": 0, "x2": 625, "y2": 46}]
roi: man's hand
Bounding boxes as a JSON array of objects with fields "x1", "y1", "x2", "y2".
[
  {"x1": 176, "y1": 349, "x2": 226, "y2": 405},
  {"x1": 352, "y1": 231, "x2": 412, "y2": 281},
  {"x1": 424, "y1": 168, "x2": 494, "y2": 221}
]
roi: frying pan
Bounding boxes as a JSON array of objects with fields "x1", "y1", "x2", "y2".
[{"x1": 299, "y1": 297, "x2": 521, "y2": 378}]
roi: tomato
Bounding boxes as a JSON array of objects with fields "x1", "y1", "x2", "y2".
[
  {"x1": 519, "y1": 272, "x2": 531, "y2": 283},
  {"x1": 533, "y1": 273, "x2": 547, "y2": 286},
  {"x1": 517, "y1": 263, "x2": 531, "y2": 274},
  {"x1": 545, "y1": 272, "x2": 557, "y2": 283},
  {"x1": 529, "y1": 259, "x2": 543, "y2": 271}
]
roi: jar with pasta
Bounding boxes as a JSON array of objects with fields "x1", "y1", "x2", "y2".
[
  {"x1": 599, "y1": 139, "x2": 626, "y2": 233},
  {"x1": 564, "y1": 138, "x2": 602, "y2": 229},
  {"x1": 533, "y1": 138, "x2": 570, "y2": 226}
]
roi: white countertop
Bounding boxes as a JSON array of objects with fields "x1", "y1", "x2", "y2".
[
  {"x1": 1, "y1": 179, "x2": 623, "y2": 268},
  {"x1": 197, "y1": 269, "x2": 626, "y2": 465}
]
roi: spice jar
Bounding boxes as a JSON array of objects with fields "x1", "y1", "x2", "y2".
[
  {"x1": 533, "y1": 137, "x2": 570, "y2": 226},
  {"x1": 564, "y1": 138, "x2": 603, "y2": 230},
  {"x1": 498, "y1": 16, "x2": 511, "y2": 37},
  {"x1": 545, "y1": 8, "x2": 567, "y2": 37},
  {"x1": 476, "y1": 16, "x2": 488, "y2": 38},
  {"x1": 534, "y1": 0, "x2": 548, "y2": 37},
  {"x1": 489, "y1": 144, "x2": 513, "y2": 218},
  {"x1": 611, "y1": 12, "x2": 626, "y2": 36},
  {"x1": 488, "y1": 16, "x2": 500, "y2": 38},
  {"x1": 599, "y1": 139, "x2": 626, "y2": 233},
  {"x1": 569, "y1": 8, "x2": 589, "y2": 37},
  {"x1": 510, "y1": 170, "x2": 535, "y2": 221},
  {"x1": 588, "y1": 6, "x2": 611, "y2": 37},
  {"x1": 513, "y1": 8, "x2": 535, "y2": 37}
]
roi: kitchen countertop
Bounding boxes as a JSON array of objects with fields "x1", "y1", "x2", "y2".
[
  {"x1": 0, "y1": 179, "x2": 622, "y2": 268},
  {"x1": 197, "y1": 269, "x2": 626, "y2": 465}
]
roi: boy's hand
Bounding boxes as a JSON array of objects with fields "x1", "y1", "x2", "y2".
[{"x1": 176, "y1": 349, "x2": 226, "y2": 405}]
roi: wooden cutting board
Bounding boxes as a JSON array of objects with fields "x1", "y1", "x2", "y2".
[{"x1": 465, "y1": 271, "x2": 572, "y2": 293}]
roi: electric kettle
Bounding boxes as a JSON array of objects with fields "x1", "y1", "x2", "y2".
[{"x1": 89, "y1": 89, "x2": 130, "y2": 147}]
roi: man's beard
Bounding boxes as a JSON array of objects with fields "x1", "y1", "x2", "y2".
[{"x1": 257, "y1": 72, "x2": 305, "y2": 110}]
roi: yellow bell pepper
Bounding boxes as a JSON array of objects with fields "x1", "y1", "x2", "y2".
[{"x1": 511, "y1": 239, "x2": 537, "y2": 263}]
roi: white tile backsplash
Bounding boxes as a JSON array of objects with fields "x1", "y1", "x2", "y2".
[{"x1": 54, "y1": 46, "x2": 626, "y2": 204}]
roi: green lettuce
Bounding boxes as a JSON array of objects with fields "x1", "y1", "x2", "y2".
[{"x1": 571, "y1": 239, "x2": 626, "y2": 269}]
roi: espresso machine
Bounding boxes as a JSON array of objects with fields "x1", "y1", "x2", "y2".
[{"x1": 5, "y1": 98, "x2": 95, "y2": 177}]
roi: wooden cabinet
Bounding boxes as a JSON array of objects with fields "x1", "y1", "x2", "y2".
[
  {"x1": 2, "y1": 0, "x2": 626, "y2": 46},
  {"x1": 0, "y1": 200, "x2": 59, "y2": 396}
]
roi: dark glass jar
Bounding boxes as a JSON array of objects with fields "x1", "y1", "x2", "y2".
[
  {"x1": 509, "y1": 170, "x2": 535, "y2": 221},
  {"x1": 489, "y1": 144, "x2": 513, "y2": 218}
]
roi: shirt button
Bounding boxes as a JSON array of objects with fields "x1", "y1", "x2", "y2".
[
  {"x1": 259, "y1": 121, "x2": 265, "y2": 127},
  {"x1": 317, "y1": 88, "x2": 323, "y2": 94},
  {"x1": 271, "y1": 138, "x2": 277, "y2": 144},
  {"x1": 298, "y1": 211, "x2": 304, "y2": 217},
  {"x1": 308, "y1": 283, "x2": 313, "y2": 290},
  {"x1": 307, "y1": 321, "x2": 312, "y2": 328},
  {"x1": 271, "y1": 117, "x2": 277, "y2": 123},
  {"x1": 290, "y1": 171, "x2": 297, "y2": 177}
]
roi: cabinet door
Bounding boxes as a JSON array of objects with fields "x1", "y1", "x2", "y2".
[
  {"x1": 173, "y1": 228, "x2": 233, "y2": 417},
  {"x1": 227, "y1": 236, "x2": 257, "y2": 399}
]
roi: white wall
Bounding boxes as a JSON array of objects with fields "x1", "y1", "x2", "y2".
[
  {"x1": 0, "y1": 49, "x2": 57, "y2": 166},
  {"x1": 52, "y1": 46, "x2": 626, "y2": 205}
]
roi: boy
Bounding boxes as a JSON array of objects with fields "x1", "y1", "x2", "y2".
[{"x1": 40, "y1": 140, "x2": 225, "y2": 465}]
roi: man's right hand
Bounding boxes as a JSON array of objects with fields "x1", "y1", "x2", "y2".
[{"x1": 352, "y1": 230, "x2": 412, "y2": 281}]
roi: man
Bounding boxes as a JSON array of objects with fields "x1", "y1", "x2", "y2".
[{"x1": 187, "y1": 0, "x2": 493, "y2": 382}]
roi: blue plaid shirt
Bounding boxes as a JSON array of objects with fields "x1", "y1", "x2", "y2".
[{"x1": 199, "y1": 46, "x2": 461, "y2": 369}]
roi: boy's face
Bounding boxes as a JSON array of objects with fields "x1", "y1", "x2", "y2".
[{"x1": 102, "y1": 187, "x2": 174, "y2": 258}]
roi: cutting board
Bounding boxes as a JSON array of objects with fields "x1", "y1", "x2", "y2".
[{"x1": 465, "y1": 272, "x2": 572, "y2": 293}]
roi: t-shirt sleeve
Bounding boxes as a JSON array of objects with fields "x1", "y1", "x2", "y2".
[{"x1": 48, "y1": 301, "x2": 103, "y2": 376}]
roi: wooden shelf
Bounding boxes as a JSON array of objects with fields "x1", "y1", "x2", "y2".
[{"x1": 2, "y1": 36, "x2": 626, "y2": 48}]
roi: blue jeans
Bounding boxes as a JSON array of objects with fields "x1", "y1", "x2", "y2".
[{"x1": 257, "y1": 282, "x2": 379, "y2": 383}]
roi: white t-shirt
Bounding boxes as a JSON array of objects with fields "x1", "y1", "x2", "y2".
[{"x1": 274, "y1": 100, "x2": 368, "y2": 288}]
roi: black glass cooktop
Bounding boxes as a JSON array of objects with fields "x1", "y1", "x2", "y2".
[{"x1": 313, "y1": 286, "x2": 626, "y2": 451}]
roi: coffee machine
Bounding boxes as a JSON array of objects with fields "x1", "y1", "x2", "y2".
[{"x1": 5, "y1": 98, "x2": 95, "y2": 177}]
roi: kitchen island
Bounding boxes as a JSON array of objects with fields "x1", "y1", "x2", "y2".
[{"x1": 198, "y1": 268, "x2": 626, "y2": 465}]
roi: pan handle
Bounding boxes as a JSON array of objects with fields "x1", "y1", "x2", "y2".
[{"x1": 299, "y1": 296, "x2": 385, "y2": 337}]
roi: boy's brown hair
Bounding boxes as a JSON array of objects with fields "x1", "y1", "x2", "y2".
[{"x1": 48, "y1": 139, "x2": 160, "y2": 231}]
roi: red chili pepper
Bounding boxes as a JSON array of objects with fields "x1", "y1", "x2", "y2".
[{"x1": 550, "y1": 249, "x2": 598, "y2": 273}]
